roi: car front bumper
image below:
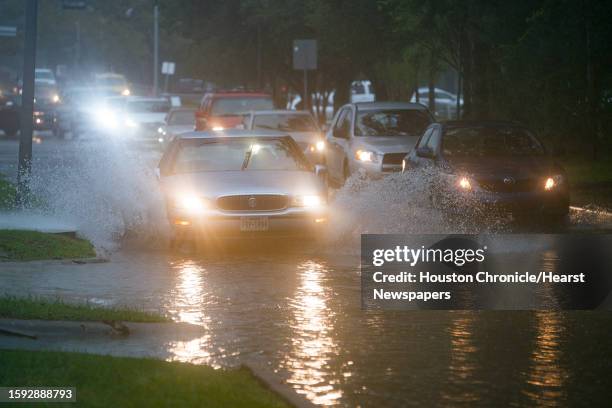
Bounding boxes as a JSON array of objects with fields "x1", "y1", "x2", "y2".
[
  {"x1": 168, "y1": 207, "x2": 328, "y2": 239},
  {"x1": 453, "y1": 189, "x2": 570, "y2": 216}
]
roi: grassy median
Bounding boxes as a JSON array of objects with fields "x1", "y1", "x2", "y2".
[
  {"x1": 0, "y1": 175, "x2": 16, "y2": 210},
  {"x1": 0, "y1": 296, "x2": 168, "y2": 323},
  {"x1": 0, "y1": 350, "x2": 289, "y2": 408},
  {"x1": 0, "y1": 230, "x2": 95, "y2": 261}
]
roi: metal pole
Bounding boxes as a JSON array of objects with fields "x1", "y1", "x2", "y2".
[
  {"x1": 153, "y1": 1, "x2": 159, "y2": 96},
  {"x1": 303, "y1": 69, "x2": 308, "y2": 111},
  {"x1": 75, "y1": 20, "x2": 80, "y2": 72},
  {"x1": 16, "y1": 0, "x2": 38, "y2": 207}
]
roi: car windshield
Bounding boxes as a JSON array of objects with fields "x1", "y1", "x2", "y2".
[
  {"x1": 127, "y1": 100, "x2": 170, "y2": 113},
  {"x1": 252, "y1": 114, "x2": 317, "y2": 132},
  {"x1": 168, "y1": 110, "x2": 195, "y2": 125},
  {"x1": 442, "y1": 126, "x2": 546, "y2": 157},
  {"x1": 211, "y1": 97, "x2": 273, "y2": 116},
  {"x1": 355, "y1": 109, "x2": 431, "y2": 137},
  {"x1": 173, "y1": 139, "x2": 309, "y2": 173}
]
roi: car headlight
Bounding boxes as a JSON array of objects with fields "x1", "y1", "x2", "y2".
[
  {"x1": 309, "y1": 140, "x2": 325, "y2": 152},
  {"x1": 544, "y1": 175, "x2": 564, "y2": 191},
  {"x1": 122, "y1": 88, "x2": 131, "y2": 96},
  {"x1": 175, "y1": 194, "x2": 209, "y2": 214},
  {"x1": 457, "y1": 176, "x2": 473, "y2": 191},
  {"x1": 212, "y1": 126, "x2": 224, "y2": 131},
  {"x1": 355, "y1": 149, "x2": 379, "y2": 163},
  {"x1": 293, "y1": 195, "x2": 324, "y2": 208},
  {"x1": 96, "y1": 109, "x2": 118, "y2": 128},
  {"x1": 52, "y1": 94, "x2": 60, "y2": 103}
]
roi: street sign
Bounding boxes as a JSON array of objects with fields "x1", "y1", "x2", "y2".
[
  {"x1": 293, "y1": 40, "x2": 317, "y2": 70},
  {"x1": 0, "y1": 26, "x2": 17, "y2": 37},
  {"x1": 62, "y1": 0, "x2": 87, "y2": 10},
  {"x1": 161, "y1": 61, "x2": 175, "y2": 75}
]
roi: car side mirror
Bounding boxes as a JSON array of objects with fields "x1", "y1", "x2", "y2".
[{"x1": 416, "y1": 147, "x2": 435, "y2": 159}]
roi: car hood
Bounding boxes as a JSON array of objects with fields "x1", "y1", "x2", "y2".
[
  {"x1": 354, "y1": 136, "x2": 420, "y2": 154},
  {"x1": 166, "y1": 124, "x2": 194, "y2": 135},
  {"x1": 447, "y1": 156, "x2": 564, "y2": 179},
  {"x1": 130, "y1": 112, "x2": 166, "y2": 124},
  {"x1": 161, "y1": 170, "x2": 325, "y2": 198}
]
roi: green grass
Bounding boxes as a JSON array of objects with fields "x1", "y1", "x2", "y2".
[
  {"x1": 0, "y1": 175, "x2": 16, "y2": 210},
  {"x1": 0, "y1": 350, "x2": 289, "y2": 408},
  {"x1": 563, "y1": 159, "x2": 612, "y2": 186},
  {"x1": 0, "y1": 296, "x2": 169, "y2": 323},
  {"x1": 0, "y1": 230, "x2": 95, "y2": 261}
]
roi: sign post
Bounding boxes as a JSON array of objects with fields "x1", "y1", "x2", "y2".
[
  {"x1": 161, "y1": 61, "x2": 175, "y2": 93},
  {"x1": 293, "y1": 40, "x2": 317, "y2": 110}
]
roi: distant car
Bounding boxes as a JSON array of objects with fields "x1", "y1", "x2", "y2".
[
  {"x1": 157, "y1": 130, "x2": 328, "y2": 243},
  {"x1": 123, "y1": 97, "x2": 171, "y2": 140},
  {"x1": 325, "y1": 101, "x2": 434, "y2": 185},
  {"x1": 244, "y1": 110, "x2": 325, "y2": 164},
  {"x1": 403, "y1": 121, "x2": 570, "y2": 222},
  {"x1": 195, "y1": 91, "x2": 274, "y2": 131},
  {"x1": 350, "y1": 80, "x2": 376, "y2": 103},
  {"x1": 158, "y1": 107, "x2": 196, "y2": 145},
  {"x1": 410, "y1": 87, "x2": 462, "y2": 120},
  {"x1": 94, "y1": 73, "x2": 130, "y2": 96},
  {"x1": 35, "y1": 68, "x2": 56, "y2": 86}
]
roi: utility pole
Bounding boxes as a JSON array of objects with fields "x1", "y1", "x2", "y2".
[
  {"x1": 153, "y1": 0, "x2": 159, "y2": 96},
  {"x1": 16, "y1": 0, "x2": 38, "y2": 207}
]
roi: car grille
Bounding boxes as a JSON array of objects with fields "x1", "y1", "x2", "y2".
[
  {"x1": 216, "y1": 195, "x2": 288, "y2": 211},
  {"x1": 477, "y1": 178, "x2": 538, "y2": 193},
  {"x1": 382, "y1": 153, "x2": 407, "y2": 166}
]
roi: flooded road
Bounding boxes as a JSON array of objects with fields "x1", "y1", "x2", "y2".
[
  {"x1": 2, "y1": 248, "x2": 611, "y2": 407},
  {"x1": 1, "y1": 137, "x2": 612, "y2": 406}
]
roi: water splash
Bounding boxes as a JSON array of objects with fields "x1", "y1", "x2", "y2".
[{"x1": 29, "y1": 138, "x2": 168, "y2": 253}]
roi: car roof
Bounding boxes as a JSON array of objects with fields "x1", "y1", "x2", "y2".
[
  {"x1": 249, "y1": 109, "x2": 311, "y2": 116},
  {"x1": 168, "y1": 107, "x2": 196, "y2": 112},
  {"x1": 353, "y1": 101, "x2": 430, "y2": 111},
  {"x1": 208, "y1": 92, "x2": 271, "y2": 98},
  {"x1": 177, "y1": 129, "x2": 290, "y2": 140}
]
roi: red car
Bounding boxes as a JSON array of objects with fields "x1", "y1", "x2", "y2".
[{"x1": 195, "y1": 91, "x2": 274, "y2": 131}]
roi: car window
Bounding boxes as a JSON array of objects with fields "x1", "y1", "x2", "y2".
[
  {"x1": 442, "y1": 126, "x2": 546, "y2": 157},
  {"x1": 211, "y1": 97, "x2": 274, "y2": 116},
  {"x1": 355, "y1": 109, "x2": 431, "y2": 137},
  {"x1": 252, "y1": 114, "x2": 317, "y2": 132},
  {"x1": 168, "y1": 110, "x2": 195, "y2": 125},
  {"x1": 417, "y1": 128, "x2": 434, "y2": 149},
  {"x1": 172, "y1": 139, "x2": 310, "y2": 173},
  {"x1": 333, "y1": 108, "x2": 350, "y2": 138}
]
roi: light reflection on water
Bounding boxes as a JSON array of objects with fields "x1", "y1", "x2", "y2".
[
  {"x1": 164, "y1": 260, "x2": 217, "y2": 367},
  {"x1": 282, "y1": 261, "x2": 343, "y2": 406},
  {"x1": 441, "y1": 312, "x2": 480, "y2": 406},
  {"x1": 523, "y1": 311, "x2": 567, "y2": 407}
]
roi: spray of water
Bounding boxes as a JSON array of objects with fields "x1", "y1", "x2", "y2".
[{"x1": 29, "y1": 138, "x2": 168, "y2": 253}]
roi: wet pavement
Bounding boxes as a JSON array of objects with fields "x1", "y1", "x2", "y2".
[
  {"x1": 1, "y1": 137, "x2": 612, "y2": 406},
  {"x1": 1, "y1": 248, "x2": 611, "y2": 407}
]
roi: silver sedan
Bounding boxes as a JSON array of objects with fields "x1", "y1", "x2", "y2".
[
  {"x1": 157, "y1": 130, "x2": 328, "y2": 241},
  {"x1": 325, "y1": 101, "x2": 433, "y2": 185}
]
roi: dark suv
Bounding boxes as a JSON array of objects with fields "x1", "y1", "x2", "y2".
[
  {"x1": 195, "y1": 91, "x2": 274, "y2": 131},
  {"x1": 403, "y1": 121, "x2": 570, "y2": 222}
]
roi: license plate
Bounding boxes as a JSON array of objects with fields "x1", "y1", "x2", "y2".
[{"x1": 240, "y1": 216, "x2": 269, "y2": 232}]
